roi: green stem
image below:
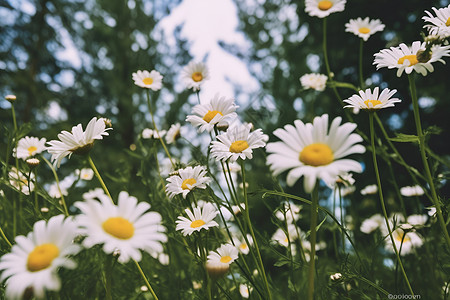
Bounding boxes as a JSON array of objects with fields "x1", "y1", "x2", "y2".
[
  {"x1": 104, "y1": 256, "x2": 113, "y2": 300},
  {"x1": 0, "y1": 224, "x2": 12, "y2": 248},
  {"x1": 369, "y1": 112, "x2": 414, "y2": 296},
  {"x1": 87, "y1": 155, "x2": 114, "y2": 204},
  {"x1": 307, "y1": 183, "x2": 319, "y2": 300},
  {"x1": 408, "y1": 74, "x2": 450, "y2": 250},
  {"x1": 240, "y1": 160, "x2": 272, "y2": 300},
  {"x1": 359, "y1": 39, "x2": 365, "y2": 89},
  {"x1": 41, "y1": 156, "x2": 69, "y2": 216},
  {"x1": 134, "y1": 260, "x2": 159, "y2": 300},
  {"x1": 145, "y1": 90, "x2": 175, "y2": 169}
]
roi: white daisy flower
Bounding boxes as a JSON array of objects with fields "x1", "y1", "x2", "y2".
[
  {"x1": 323, "y1": 172, "x2": 355, "y2": 189},
  {"x1": 175, "y1": 203, "x2": 219, "y2": 236},
  {"x1": 82, "y1": 187, "x2": 109, "y2": 201},
  {"x1": 360, "y1": 214, "x2": 384, "y2": 234},
  {"x1": 373, "y1": 41, "x2": 450, "y2": 77},
  {"x1": 74, "y1": 191, "x2": 167, "y2": 263},
  {"x1": 186, "y1": 94, "x2": 238, "y2": 133},
  {"x1": 0, "y1": 215, "x2": 80, "y2": 300},
  {"x1": 165, "y1": 165, "x2": 211, "y2": 199},
  {"x1": 423, "y1": 5, "x2": 450, "y2": 38},
  {"x1": 13, "y1": 136, "x2": 46, "y2": 160},
  {"x1": 340, "y1": 185, "x2": 356, "y2": 196},
  {"x1": 141, "y1": 128, "x2": 166, "y2": 139},
  {"x1": 275, "y1": 202, "x2": 302, "y2": 223},
  {"x1": 206, "y1": 244, "x2": 239, "y2": 266},
  {"x1": 400, "y1": 185, "x2": 425, "y2": 197},
  {"x1": 132, "y1": 70, "x2": 163, "y2": 91},
  {"x1": 361, "y1": 184, "x2": 378, "y2": 195},
  {"x1": 46, "y1": 117, "x2": 111, "y2": 167},
  {"x1": 299, "y1": 73, "x2": 328, "y2": 91},
  {"x1": 48, "y1": 183, "x2": 68, "y2": 199},
  {"x1": 210, "y1": 124, "x2": 267, "y2": 163},
  {"x1": 165, "y1": 123, "x2": 181, "y2": 144},
  {"x1": 345, "y1": 17, "x2": 385, "y2": 41},
  {"x1": 76, "y1": 168, "x2": 94, "y2": 180},
  {"x1": 266, "y1": 114, "x2": 365, "y2": 193},
  {"x1": 305, "y1": 0, "x2": 346, "y2": 18},
  {"x1": 181, "y1": 61, "x2": 210, "y2": 91},
  {"x1": 232, "y1": 234, "x2": 253, "y2": 255},
  {"x1": 406, "y1": 214, "x2": 428, "y2": 226},
  {"x1": 240, "y1": 284, "x2": 253, "y2": 298},
  {"x1": 384, "y1": 227, "x2": 423, "y2": 255},
  {"x1": 343, "y1": 87, "x2": 401, "y2": 110},
  {"x1": 272, "y1": 224, "x2": 299, "y2": 247},
  {"x1": 8, "y1": 167, "x2": 34, "y2": 195}
]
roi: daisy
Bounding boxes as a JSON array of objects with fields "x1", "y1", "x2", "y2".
[
  {"x1": 46, "y1": 117, "x2": 111, "y2": 167},
  {"x1": 240, "y1": 284, "x2": 253, "y2": 298},
  {"x1": 0, "y1": 215, "x2": 80, "y2": 299},
  {"x1": 132, "y1": 70, "x2": 163, "y2": 91},
  {"x1": 373, "y1": 41, "x2": 450, "y2": 77},
  {"x1": 74, "y1": 191, "x2": 167, "y2": 263},
  {"x1": 165, "y1": 165, "x2": 211, "y2": 199},
  {"x1": 345, "y1": 17, "x2": 385, "y2": 41},
  {"x1": 76, "y1": 168, "x2": 94, "y2": 180},
  {"x1": 186, "y1": 94, "x2": 238, "y2": 133},
  {"x1": 232, "y1": 234, "x2": 253, "y2": 255},
  {"x1": 272, "y1": 224, "x2": 299, "y2": 247},
  {"x1": 400, "y1": 185, "x2": 425, "y2": 197},
  {"x1": 343, "y1": 87, "x2": 401, "y2": 110},
  {"x1": 13, "y1": 136, "x2": 46, "y2": 160},
  {"x1": 266, "y1": 114, "x2": 365, "y2": 193},
  {"x1": 48, "y1": 183, "x2": 68, "y2": 199},
  {"x1": 383, "y1": 227, "x2": 423, "y2": 255},
  {"x1": 210, "y1": 124, "x2": 267, "y2": 163},
  {"x1": 165, "y1": 123, "x2": 181, "y2": 144},
  {"x1": 305, "y1": 0, "x2": 346, "y2": 18},
  {"x1": 423, "y1": 5, "x2": 450, "y2": 38},
  {"x1": 142, "y1": 128, "x2": 166, "y2": 139},
  {"x1": 8, "y1": 167, "x2": 34, "y2": 195},
  {"x1": 275, "y1": 202, "x2": 302, "y2": 223},
  {"x1": 181, "y1": 61, "x2": 210, "y2": 91},
  {"x1": 361, "y1": 184, "x2": 378, "y2": 195},
  {"x1": 206, "y1": 244, "x2": 239, "y2": 267},
  {"x1": 406, "y1": 215, "x2": 428, "y2": 226},
  {"x1": 82, "y1": 187, "x2": 109, "y2": 201},
  {"x1": 299, "y1": 73, "x2": 328, "y2": 91},
  {"x1": 175, "y1": 203, "x2": 219, "y2": 236},
  {"x1": 330, "y1": 273, "x2": 342, "y2": 281},
  {"x1": 360, "y1": 214, "x2": 384, "y2": 234}
]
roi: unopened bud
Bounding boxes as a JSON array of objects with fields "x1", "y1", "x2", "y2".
[
  {"x1": 26, "y1": 158, "x2": 40, "y2": 169},
  {"x1": 103, "y1": 118, "x2": 113, "y2": 128},
  {"x1": 416, "y1": 49, "x2": 432, "y2": 63},
  {"x1": 5, "y1": 95, "x2": 16, "y2": 103},
  {"x1": 330, "y1": 272, "x2": 342, "y2": 281}
]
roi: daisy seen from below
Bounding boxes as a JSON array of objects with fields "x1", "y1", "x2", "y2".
[
  {"x1": 272, "y1": 224, "x2": 299, "y2": 247},
  {"x1": 400, "y1": 185, "x2": 425, "y2": 197},
  {"x1": 46, "y1": 117, "x2": 111, "y2": 167},
  {"x1": 240, "y1": 284, "x2": 252, "y2": 298},
  {"x1": 299, "y1": 73, "x2": 328, "y2": 91},
  {"x1": 77, "y1": 168, "x2": 94, "y2": 180},
  {"x1": 361, "y1": 184, "x2": 378, "y2": 195},
  {"x1": 14, "y1": 136, "x2": 46, "y2": 160},
  {"x1": 165, "y1": 123, "x2": 181, "y2": 144},
  {"x1": 373, "y1": 41, "x2": 450, "y2": 77},
  {"x1": 305, "y1": 0, "x2": 346, "y2": 18},
  {"x1": 165, "y1": 165, "x2": 211, "y2": 199},
  {"x1": 175, "y1": 202, "x2": 219, "y2": 236},
  {"x1": 382, "y1": 226, "x2": 424, "y2": 255},
  {"x1": 343, "y1": 87, "x2": 401, "y2": 110},
  {"x1": 186, "y1": 94, "x2": 238, "y2": 133},
  {"x1": 0, "y1": 215, "x2": 80, "y2": 300},
  {"x1": 8, "y1": 167, "x2": 34, "y2": 195},
  {"x1": 206, "y1": 244, "x2": 239, "y2": 267},
  {"x1": 74, "y1": 191, "x2": 167, "y2": 263},
  {"x1": 266, "y1": 114, "x2": 365, "y2": 193},
  {"x1": 345, "y1": 17, "x2": 385, "y2": 41},
  {"x1": 423, "y1": 5, "x2": 450, "y2": 38},
  {"x1": 132, "y1": 70, "x2": 163, "y2": 91},
  {"x1": 181, "y1": 61, "x2": 210, "y2": 91},
  {"x1": 210, "y1": 123, "x2": 267, "y2": 163}
]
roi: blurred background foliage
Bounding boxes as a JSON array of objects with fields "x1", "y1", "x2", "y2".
[{"x1": 1, "y1": 0, "x2": 450, "y2": 298}]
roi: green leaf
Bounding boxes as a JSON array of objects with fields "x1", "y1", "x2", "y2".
[{"x1": 389, "y1": 133, "x2": 419, "y2": 143}]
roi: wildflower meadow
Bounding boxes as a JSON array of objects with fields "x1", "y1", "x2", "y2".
[{"x1": 1, "y1": 0, "x2": 450, "y2": 299}]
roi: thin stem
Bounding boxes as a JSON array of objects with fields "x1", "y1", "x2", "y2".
[
  {"x1": 134, "y1": 260, "x2": 159, "y2": 300},
  {"x1": 11, "y1": 104, "x2": 18, "y2": 134},
  {"x1": 358, "y1": 39, "x2": 365, "y2": 89},
  {"x1": 0, "y1": 224, "x2": 12, "y2": 248},
  {"x1": 369, "y1": 112, "x2": 414, "y2": 296},
  {"x1": 240, "y1": 160, "x2": 272, "y2": 300},
  {"x1": 41, "y1": 156, "x2": 69, "y2": 216},
  {"x1": 87, "y1": 155, "x2": 114, "y2": 204},
  {"x1": 307, "y1": 183, "x2": 319, "y2": 300},
  {"x1": 103, "y1": 256, "x2": 113, "y2": 300},
  {"x1": 408, "y1": 74, "x2": 450, "y2": 250},
  {"x1": 145, "y1": 90, "x2": 175, "y2": 169}
]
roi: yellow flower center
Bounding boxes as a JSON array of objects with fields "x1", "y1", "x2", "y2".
[
  {"x1": 27, "y1": 146, "x2": 37, "y2": 156},
  {"x1": 358, "y1": 27, "x2": 370, "y2": 34},
  {"x1": 192, "y1": 72, "x2": 203, "y2": 82},
  {"x1": 446, "y1": 17, "x2": 450, "y2": 26},
  {"x1": 102, "y1": 217, "x2": 134, "y2": 239},
  {"x1": 299, "y1": 143, "x2": 334, "y2": 166},
  {"x1": 240, "y1": 244, "x2": 248, "y2": 250},
  {"x1": 364, "y1": 99, "x2": 383, "y2": 107},
  {"x1": 181, "y1": 178, "x2": 197, "y2": 190},
  {"x1": 318, "y1": 0, "x2": 333, "y2": 10},
  {"x1": 27, "y1": 243, "x2": 59, "y2": 272},
  {"x1": 220, "y1": 255, "x2": 232, "y2": 263},
  {"x1": 190, "y1": 219, "x2": 206, "y2": 228},
  {"x1": 143, "y1": 77, "x2": 153, "y2": 85},
  {"x1": 203, "y1": 110, "x2": 223, "y2": 123},
  {"x1": 229, "y1": 140, "x2": 249, "y2": 153},
  {"x1": 397, "y1": 54, "x2": 418, "y2": 66},
  {"x1": 395, "y1": 232, "x2": 411, "y2": 243}
]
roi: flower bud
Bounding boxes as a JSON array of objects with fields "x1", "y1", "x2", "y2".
[
  {"x1": 330, "y1": 272, "x2": 342, "y2": 281},
  {"x1": 26, "y1": 158, "x2": 40, "y2": 169},
  {"x1": 5, "y1": 95, "x2": 16, "y2": 103}
]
